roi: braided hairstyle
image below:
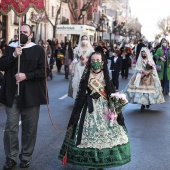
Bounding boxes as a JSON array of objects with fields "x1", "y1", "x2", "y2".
[{"x1": 68, "y1": 51, "x2": 115, "y2": 128}]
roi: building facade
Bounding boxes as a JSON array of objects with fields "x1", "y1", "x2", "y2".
[{"x1": 0, "y1": 0, "x2": 71, "y2": 43}]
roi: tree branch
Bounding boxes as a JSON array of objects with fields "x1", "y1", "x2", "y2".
[
  {"x1": 68, "y1": 0, "x2": 95, "y2": 23},
  {"x1": 45, "y1": 10, "x2": 54, "y2": 27},
  {"x1": 55, "y1": 0, "x2": 62, "y2": 25}
]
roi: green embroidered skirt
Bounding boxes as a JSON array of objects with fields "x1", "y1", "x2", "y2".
[
  {"x1": 58, "y1": 127, "x2": 130, "y2": 169},
  {"x1": 59, "y1": 89, "x2": 130, "y2": 168}
]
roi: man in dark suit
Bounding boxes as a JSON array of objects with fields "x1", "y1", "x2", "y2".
[
  {"x1": 108, "y1": 50, "x2": 122, "y2": 91},
  {"x1": 0, "y1": 24, "x2": 47, "y2": 169}
]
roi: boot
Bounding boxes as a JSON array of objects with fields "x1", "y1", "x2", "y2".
[{"x1": 141, "y1": 105, "x2": 145, "y2": 111}]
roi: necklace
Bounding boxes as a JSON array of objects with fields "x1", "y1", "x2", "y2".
[{"x1": 92, "y1": 70, "x2": 102, "y2": 74}]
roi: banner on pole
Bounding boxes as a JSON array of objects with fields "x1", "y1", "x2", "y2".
[{"x1": 0, "y1": 0, "x2": 45, "y2": 17}]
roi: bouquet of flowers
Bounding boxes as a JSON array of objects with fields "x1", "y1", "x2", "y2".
[
  {"x1": 145, "y1": 60, "x2": 155, "y2": 70},
  {"x1": 103, "y1": 92, "x2": 128, "y2": 127},
  {"x1": 57, "y1": 53, "x2": 64, "y2": 60},
  {"x1": 110, "y1": 92, "x2": 128, "y2": 113}
]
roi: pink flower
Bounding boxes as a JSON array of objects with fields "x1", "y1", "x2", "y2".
[
  {"x1": 109, "y1": 113, "x2": 116, "y2": 120},
  {"x1": 103, "y1": 109, "x2": 111, "y2": 120},
  {"x1": 147, "y1": 60, "x2": 155, "y2": 68},
  {"x1": 103, "y1": 109, "x2": 117, "y2": 121}
]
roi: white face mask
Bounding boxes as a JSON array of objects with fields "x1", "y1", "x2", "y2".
[
  {"x1": 81, "y1": 40, "x2": 88, "y2": 45},
  {"x1": 162, "y1": 42, "x2": 167, "y2": 47},
  {"x1": 125, "y1": 44, "x2": 130, "y2": 47}
]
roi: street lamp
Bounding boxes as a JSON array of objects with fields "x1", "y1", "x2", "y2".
[{"x1": 81, "y1": 9, "x2": 86, "y2": 25}]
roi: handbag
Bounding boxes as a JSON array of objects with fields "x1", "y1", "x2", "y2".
[{"x1": 156, "y1": 65, "x2": 161, "y2": 72}]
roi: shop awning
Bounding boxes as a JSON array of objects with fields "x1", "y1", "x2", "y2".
[{"x1": 56, "y1": 24, "x2": 96, "y2": 36}]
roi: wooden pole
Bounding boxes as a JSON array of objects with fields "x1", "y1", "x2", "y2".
[{"x1": 17, "y1": 17, "x2": 21, "y2": 96}]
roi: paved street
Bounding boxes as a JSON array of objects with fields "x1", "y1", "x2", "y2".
[{"x1": 0, "y1": 67, "x2": 170, "y2": 170}]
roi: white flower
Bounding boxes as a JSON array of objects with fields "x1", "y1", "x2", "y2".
[{"x1": 110, "y1": 92, "x2": 128, "y2": 103}]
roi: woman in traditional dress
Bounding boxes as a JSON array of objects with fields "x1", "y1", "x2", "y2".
[
  {"x1": 125, "y1": 47, "x2": 164, "y2": 111},
  {"x1": 68, "y1": 34, "x2": 94, "y2": 99},
  {"x1": 59, "y1": 52, "x2": 131, "y2": 170}
]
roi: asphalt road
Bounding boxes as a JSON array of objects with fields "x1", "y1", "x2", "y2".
[{"x1": 0, "y1": 67, "x2": 170, "y2": 170}]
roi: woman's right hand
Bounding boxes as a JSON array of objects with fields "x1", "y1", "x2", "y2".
[
  {"x1": 81, "y1": 59, "x2": 87, "y2": 65},
  {"x1": 72, "y1": 70, "x2": 74, "y2": 76},
  {"x1": 142, "y1": 70, "x2": 149, "y2": 75},
  {"x1": 160, "y1": 57, "x2": 166, "y2": 62}
]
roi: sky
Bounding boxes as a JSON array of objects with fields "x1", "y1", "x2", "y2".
[{"x1": 129, "y1": 0, "x2": 170, "y2": 41}]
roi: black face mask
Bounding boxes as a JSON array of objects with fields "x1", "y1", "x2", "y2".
[
  {"x1": 142, "y1": 55, "x2": 146, "y2": 59},
  {"x1": 20, "y1": 33, "x2": 28, "y2": 45}
]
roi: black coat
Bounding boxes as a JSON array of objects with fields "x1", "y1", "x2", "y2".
[
  {"x1": 0, "y1": 71, "x2": 3, "y2": 86},
  {"x1": 63, "y1": 47, "x2": 73, "y2": 61},
  {"x1": 0, "y1": 45, "x2": 47, "y2": 109},
  {"x1": 136, "y1": 43, "x2": 146, "y2": 61},
  {"x1": 108, "y1": 56, "x2": 122, "y2": 72}
]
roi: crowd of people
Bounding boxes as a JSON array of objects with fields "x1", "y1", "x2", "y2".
[{"x1": 0, "y1": 24, "x2": 169, "y2": 170}]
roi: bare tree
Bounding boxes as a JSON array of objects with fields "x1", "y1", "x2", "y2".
[
  {"x1": 45, "y1": 0, "x2": 62, "y2": 38},
  {"x1": 104, "y1": 0, "x2": 125, "y2": 11},
  {"x1": 155, "y1": 33, "x2": 162, "y2": 40},
  {"x1": 30, "y1": 12, "x2": 46, "y2": 40},
  {"x1": 67, "y1": 0, "x2": 95, "y2": 24},
  {"x1": 126, "y1": 17, "x2": 140, "y2": 31},
  {"x1": 157, "y1": 16, "x2": 170, "y2": 36}
]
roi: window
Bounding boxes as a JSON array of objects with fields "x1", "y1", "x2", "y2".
[{"x1": 14, "y1": 14, "x2": 19, "y2": 24}]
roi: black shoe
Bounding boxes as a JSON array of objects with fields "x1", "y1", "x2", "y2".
[
  {"x1": 3, "y1": 158, "x2": 16, "y2": 170},
  {"x1": 124, "y1": 77, "x2": 128, "y2": 79},
  {"x1": 20, "y1": 160, "x2": 29, "y2": 168},
  {"x1": 146, "y1": 105, "x2": 150, "y2": 108},
  {"x1": 141, "y1": 105, "x2": 145, "y2": 111}
]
